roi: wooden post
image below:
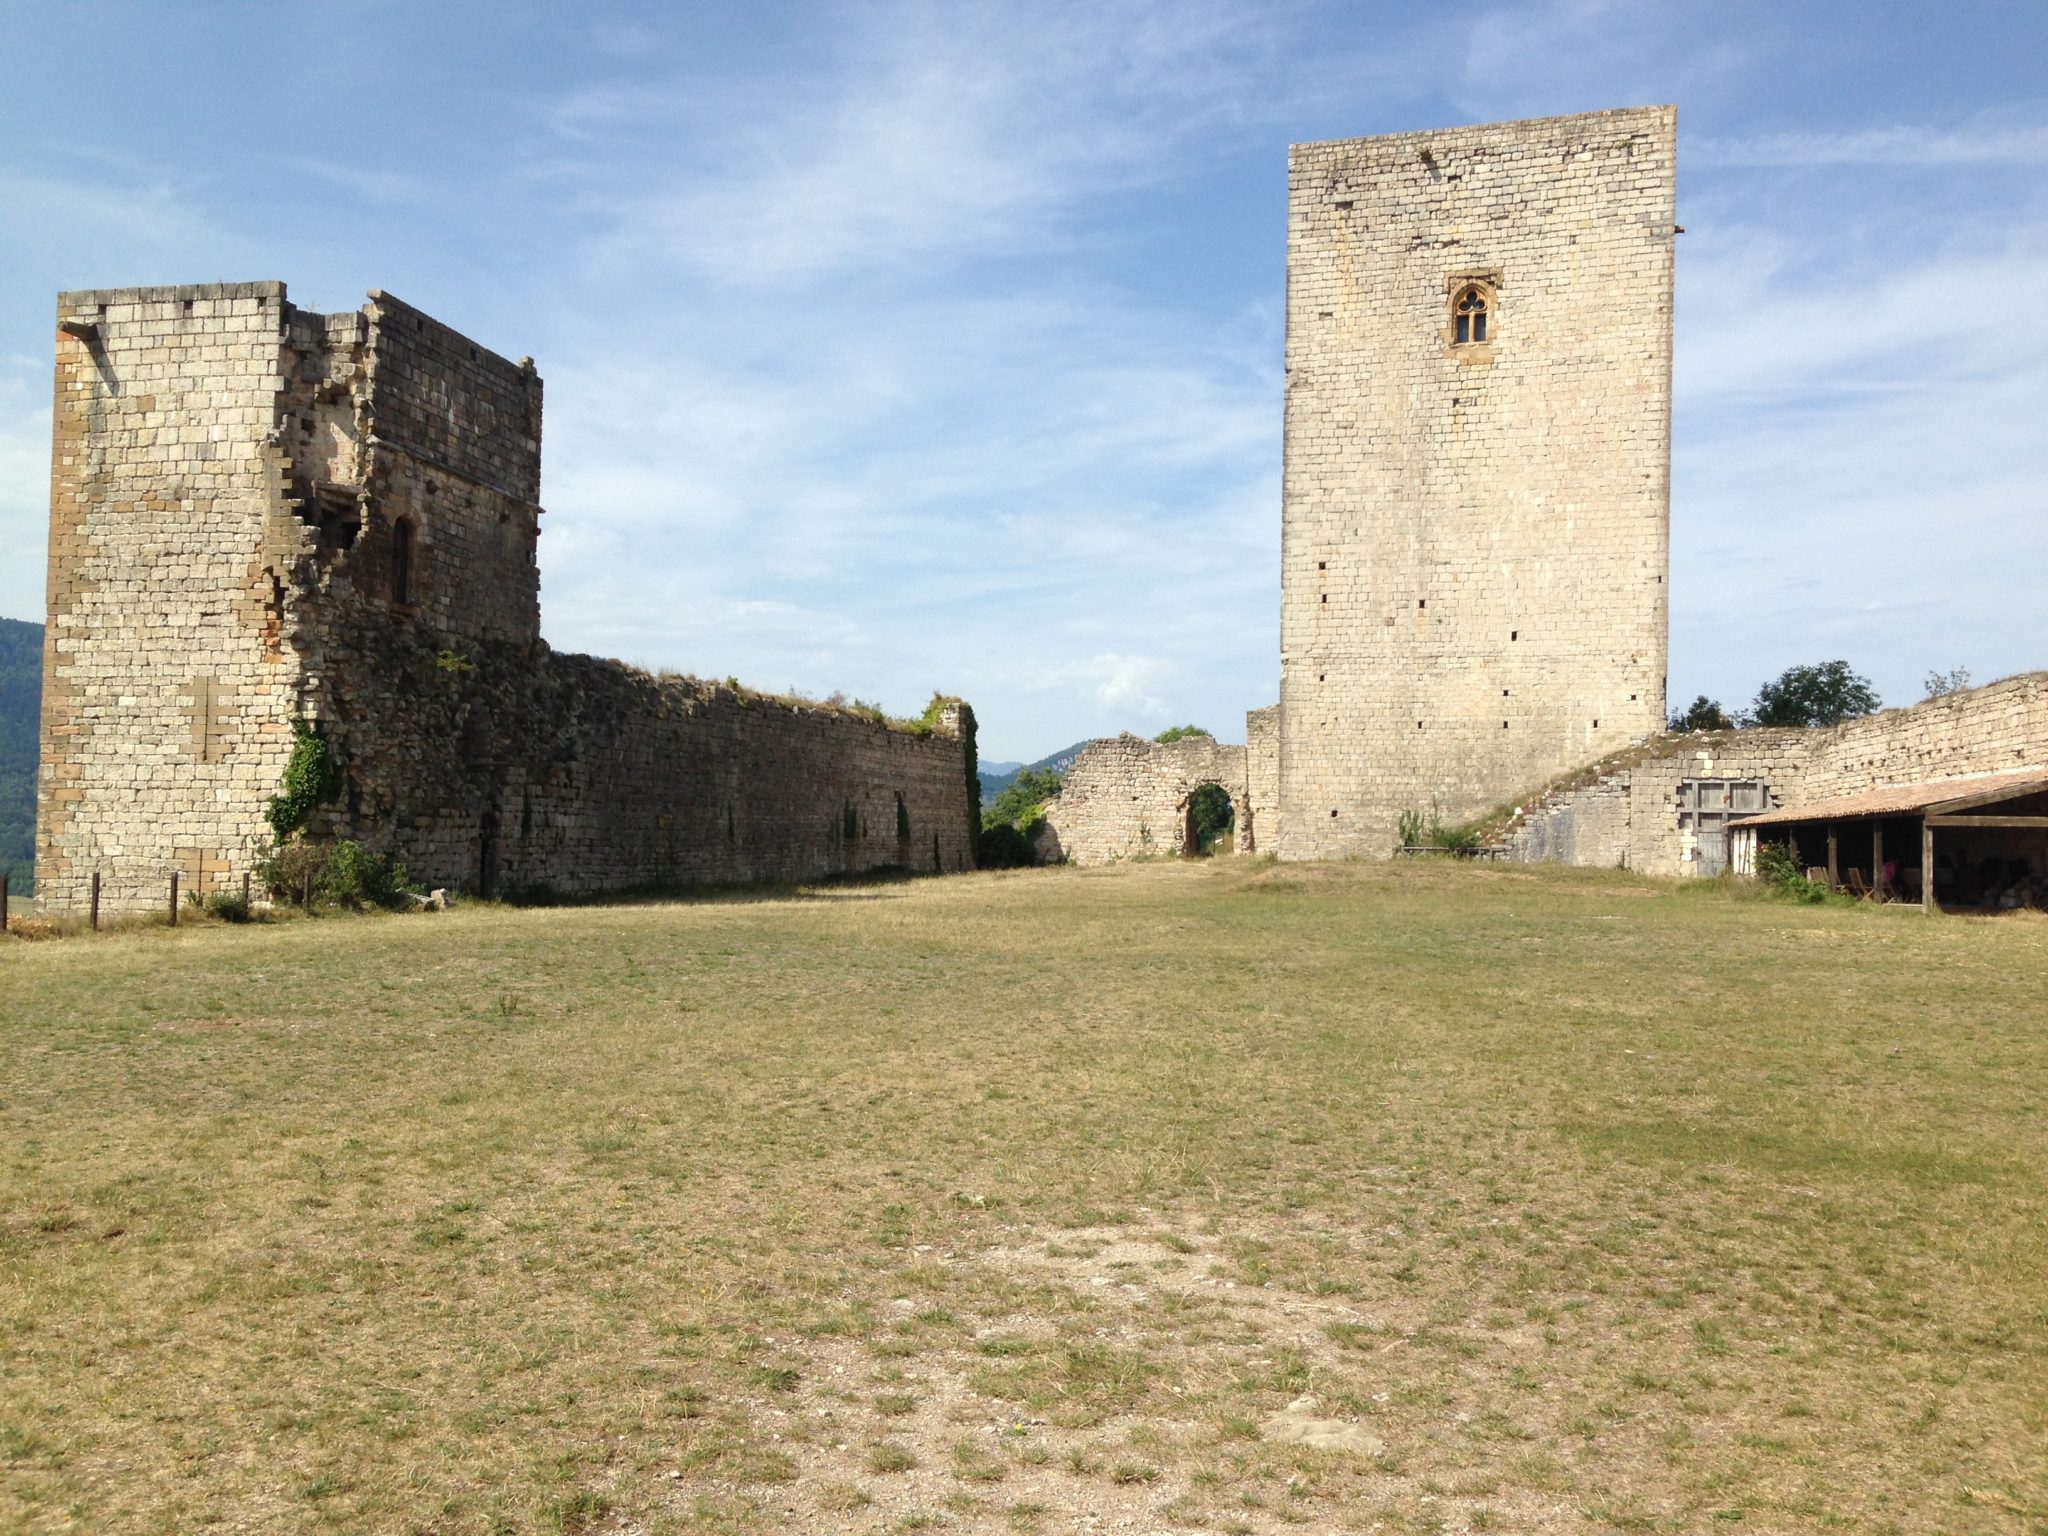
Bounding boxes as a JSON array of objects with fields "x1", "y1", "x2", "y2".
[
  {"x1": 242, "y1": 871, "x2": 251, "y2": 906},
  {"x1": 169, "y1": 871, "x2": 179, "y2": 926},
  {"x1": 1826, "y1": 824, "x2": 1838, "y2": 888},
  {"x1": 90, "y1": 872, "x2": 101, "y2": 932},
  {"x1": 1873, "y1": 822, "x2": 1885, "y2": 902},
  {"x1": 1922, "y1": 818, "x2": 1935, "y2": 915},
  {"x1": 1, "y1": 870, "x2": 8, "y2": 934}
]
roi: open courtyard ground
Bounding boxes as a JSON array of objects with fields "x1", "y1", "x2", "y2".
[{"x1": 2, "y1": 860, "x2": 2045, "y2": 1534}]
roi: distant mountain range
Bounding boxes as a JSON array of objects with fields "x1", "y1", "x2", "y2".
[
  {"x1": 0, "y1": 617, "x2": 40, "y2": 891},
  {"x1": 980, "y1": 739, "x2": 1092, "y2": 806}
]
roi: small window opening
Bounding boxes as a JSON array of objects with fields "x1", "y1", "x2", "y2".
[
  {"x1": 1592, "y1": 719, "x2": 1600, "y2": 729},
  {"x1": 1317, "y1": 561, "x2": 1326, "y2": 571},
  {"x1": 1453, "y1": 284, "x2": 1489, "y2": 344},
  {"x1": 1418, "y1": 599, "x2": 1426, "y2": 609},
  {"x1": 1320, "y1": 594, "x2": 1327, "y2": 603},
  {"x1": 1329, "y1": 808, "x2": 1338, "y2": 818},
  {"x1": 391, "y1": 517, "x2": 415, "y2": 606},
  {"x1": 182, "y1": 298, "x2": 194, "y2": 315},
  {"x1": 1502, "y1": 720, "x2": 1509, "y2": 728},
  {"x1": 1510, "y1": 630, "x2": 1518, "y2": 641}
]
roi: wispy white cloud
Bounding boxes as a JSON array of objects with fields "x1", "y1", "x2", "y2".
[
  {"x1": 0, "y1": 370, "x2": 51, "y2": 623},
  {"x1": 1670, "y1": 199, "x2": 2048, "y2": 713},
  {"x1": 1693, "y1": 119, "x2": 2048, "y2": 168},
  {"x1": 556, "y1": 1, "x2": 1300, "y2": 287}
]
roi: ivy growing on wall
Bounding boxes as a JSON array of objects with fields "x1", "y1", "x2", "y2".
[{"x1": 267, "y1": 719, "x2": 343, "y2": 840}]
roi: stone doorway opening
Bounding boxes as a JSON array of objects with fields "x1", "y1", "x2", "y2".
[{"x1": 1182, "y1": 783, "x2": 1236, "y2": 857}]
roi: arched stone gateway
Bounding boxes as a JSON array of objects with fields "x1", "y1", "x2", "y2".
[
  {"x1": 1039, "y1": 734, "x2": 1254, "y2": 866},
  {"x1": 1180, "y1": 782, "x2": 1238, "y2": 857}
]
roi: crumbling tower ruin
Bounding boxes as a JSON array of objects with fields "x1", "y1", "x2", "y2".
[
  {"x1": 1274, "y1": 107, "x2": 1677, "y2": 858},
  {"x1": 37, "y1": 282, "x2": 976, "y2": 912}
]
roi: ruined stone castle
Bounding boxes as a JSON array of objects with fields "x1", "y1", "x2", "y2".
[
  {"x1": 1050, "y1": 107, "x2": 1677, "y2": 862},
  {"x1": 36, "y1": 282, "x2": 977, "y2": 913},
  {"x1": 1274, "y1": 107, "x2": 1674, "y2": 858},
  {"x1": 1044, "y1": 107, "x2": 2044, "y2": 872}
]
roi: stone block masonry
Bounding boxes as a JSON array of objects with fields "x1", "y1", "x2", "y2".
[
  {"x1": 1276, "y1": 108, "x2": 1676, "y2": 860},
  {"x1": 1498, "y1": 673, "x2": 2048, "y2": 876},
  {"x1": 36, "y1": 282, "x2": 976, "y2": 912},
  {"x1": 1040, "y1": 733, "x2": 1251, "y2": 866}
]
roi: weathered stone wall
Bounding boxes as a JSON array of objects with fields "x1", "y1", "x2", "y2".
[
  {"x1": 1246, "y1": 705, "x2": 1280, "y2": 856},
  {"x1": 305, "y1": 616, "x2": 975, "y2": 895},
  {"x1": 1502, "y1": 731, "x2": 1809, "y2": 875},
  {"x1": 1039, "y1": 734, "x2": 1250, "y2": 866},
  {"x1": 37, "y1": 281, "x2": 975, "y2": 912},
  {"x1": 1276, "y1": 108, "x2": 1676, "y2": 860},
  {"x1": 37, "y1": 284, "x2": 305, "y2": 912},
  {"x1": 1805, "y1": 674, "x2": 2048, "y2": 799},
  {"x1": 1499, "y1": 674, "x2": 2048, "y2": 876}
]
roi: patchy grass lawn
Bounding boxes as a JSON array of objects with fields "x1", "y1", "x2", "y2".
[{"x1": 2, "y1": 859, "x2": 2045, "y2": 1534}]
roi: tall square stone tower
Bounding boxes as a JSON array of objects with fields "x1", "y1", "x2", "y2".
[
  {"x1": 1275, "y1": 107, "x2": 1676, "y2": 858},
  {"x1": 36, "y1": 282, "x2": 544, "y2": 911}
]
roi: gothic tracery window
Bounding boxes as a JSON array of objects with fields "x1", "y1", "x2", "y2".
[{"x1": 1453, "y1": 284, "x2": 1489, "y2": 345}]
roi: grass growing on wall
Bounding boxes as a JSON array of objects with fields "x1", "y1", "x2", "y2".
[{"x1": 2, "y1": 861, "x2": 2044, "y2": 1533}]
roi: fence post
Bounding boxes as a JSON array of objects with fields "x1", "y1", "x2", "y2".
[
  {"x1": 169, "y1": 871, "x2": 179, "y2": 926},
  {"x1": 242, "y1": 871, "x2": 252, "y2": 907},
  {"x1": 90, "y1": 871, "x2": 101, "y2": 932},
  {"x1": 1, "y1": 870, "x2": 9, "y2": 934}
]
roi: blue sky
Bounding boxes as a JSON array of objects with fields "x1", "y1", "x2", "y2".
[{"x1": 2, "y1": 1, "x2": 2043, "y2": 762}]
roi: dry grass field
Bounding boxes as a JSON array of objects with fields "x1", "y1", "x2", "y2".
[{"x1": 2, "y1": 859, "x2": 2045, "y2": 1535}]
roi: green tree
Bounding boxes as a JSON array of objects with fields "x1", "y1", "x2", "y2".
[
  {"x1": 1187, "y1": 783, "x2": 1234, "y2": 853},
  {"x1": 977, "y1": 765, "x2": 1063, "y2": 869},
  {"x1": 983, "y1": 766, "x2": 1064, "y2": 834},
  {"x1": 1669, "y1": 695, "x2": 1734, "y2": 732},
  {"x1": 1153, "y1": 724, "x2": 1212, "y2": 744},
  {"x1": 1751, "y1": 661, "x2": 1879, "y2": 728}
]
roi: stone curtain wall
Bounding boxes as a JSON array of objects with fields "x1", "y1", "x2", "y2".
[
  {"x1": 1499, "y1": 673, "x2": 2048, "y2": 875},
  {"x1": 1276, "y1": 108, "x2": 1676, "y2": 861},
  {"x1": 1502, "y1": 731, "x2": 1810, "y2": 876},
  {"x1": 1805, "y1": 674, "x2": 2048, "y2": 799},
  {"x1": 305, "y1": 615, "x2": 976, "y2": 895},
  {"x1": 37, "y1": 281, "x2": 976, "y2": 912},
  {"x1": 37, "y1": 284, "x2": 305, "y2": 912},
  {"x1": 1040, "y1": 734, "x2": 1250, "y2": 866}
]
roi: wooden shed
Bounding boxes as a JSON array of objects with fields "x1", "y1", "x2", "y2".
[{"x1": 1730, "y1": 768, "x2": 2048, "y2": 913}]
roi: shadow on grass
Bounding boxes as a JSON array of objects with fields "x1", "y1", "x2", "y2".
[{"x1": 505, "y1": 864, "x2": 926, "y2": 909}]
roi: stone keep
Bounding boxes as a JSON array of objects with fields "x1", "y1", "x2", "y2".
[
  {"x1": 36, "y1": 282, "x2": 977, "y2": 912},
  {"x1": 1275, "y1": 108, "x2": 1677, "y2": 858}
]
